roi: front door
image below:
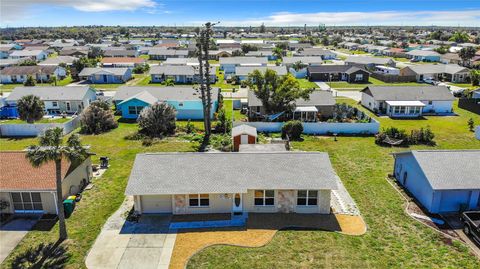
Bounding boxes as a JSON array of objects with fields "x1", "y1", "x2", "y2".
[
  {"x1": 232, "y1": 193, "x2": 242, "y2": 213},
  {"x1": 240, "y1": 135, "x2": 249, "y2": 144}
]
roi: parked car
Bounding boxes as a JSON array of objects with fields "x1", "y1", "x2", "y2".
[
  {"x1": 423, "y1": 77, "x2": 438, "y2": 85},
  {"x1": 460, "y1": 211, "x2": 480, "y2": 244}
]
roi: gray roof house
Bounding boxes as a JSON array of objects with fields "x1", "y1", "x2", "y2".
[
  {"x1": 392, "y1": 150, "x2": 480, "y2": 213},
  {"x1": 148, "y1": 48, "x2": 189, "y2": 60},
  {"x1": 78, "y1": 67, "x2": 132, "y2": 83},
  {"x1": 38, "y1": 56, "x2": 78, "y2": 66},
  {"x1": 345, "y1": 56, "x2": 395, "y2": 67},
  {"x1": 294, "y1": 48, "x2": 337, "y2": 60},
  {"x1": 400, "y1": 64, "x2": 470, "y2": 83},
  {"x1": 220, "y1": 57, "x2": 268, "y2": 75},
  {"x1": 125, "y1": 152, "x2": 338, "y2": 215},
  {"x1": 149, "y1": 65, "x2": 216, "y2": 83},
  {"x1": 235, "y1": 66, "x2": 287, "y2": 80},
  {"x1": 361, "y1": 86, "x2": 455, "y2": 117}
]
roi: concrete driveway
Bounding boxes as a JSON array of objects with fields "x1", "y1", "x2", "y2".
[
  {"x1": 86, "y1": 198, "x2": 176, "y2": 269},
  {"x1": 0, "y1": 216, "x2": 39, "y2": 263}
]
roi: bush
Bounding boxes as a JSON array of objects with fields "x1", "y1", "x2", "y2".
[
  {"x1": 132, "y1": 63, "x2": 150, "y2": 74},
  {"x1": 210, "y1": 134, "x2": 232, "y2": 152},
  {"x1": 282, "y1": 120, "x2": 303, "y2": 140},
  {"x1": 215, "y1": 107, "x2": 231, "y2": 134},
  {"x1": 137, "y1": 102, "x2": 176, "y2": 138},
  {"x1": 80, "y1": 100, "x2": 118, "y2": 134},
  {"x1": 184, "y1": 119, "x2": 196, "y2": 134},
  {"x1": 375, "y1": 126, "x2": 435, "y2": 146},
  {"x1": 23, "y1": 75, "x2": 36, "y2": 86}
]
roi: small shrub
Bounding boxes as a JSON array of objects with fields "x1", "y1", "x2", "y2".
[
  {"x1": 376, "y1": 126, "x2": 435, "y2": 146},
  {"x1": 80, "y1": 100, "x2": 118, "y2": 134},
  {"x1": 468, "y1": 118, "x2": 475, "y2": 132},
  {"x1": 210, "y1": 134, "x2": 232, "y2": 152},
  {"x1": 215, "y1": 107, "x2": 231, "y2": 134},
  {"x1": 185, "y1": 120, "x2": 196, "y2": 134},
  {"x1": 137, "y1": 102, "x2": 176, "y2": 138},
  {"x1": 23, "y1": 75, "x2": 36, "y2": 86},
  {"x1": 282, "y1": 120, "x2": 303, "y2": 140}
]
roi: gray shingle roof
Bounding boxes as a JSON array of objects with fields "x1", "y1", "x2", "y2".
[
  {"x1": 235, "y1": 66, "x2": 287, "y2": 76},
  {"x1": 103, "y1": 50, "x2": 137, "y2": 57},
  {"x1": 38, "y1": 56, "x2": 77, "y2": 65},
  {"x1": 345, "y1": 56, "x2": 394, "y2": 65},
  {"x1": 149, "y1": 65, "x2": 214, "y2": 76},
  {"x1": 219, "y1": 56, "x2": 268, "y2": 65},
  {"x1": 125, "y1": 152, "x2": 339, "y2": 195},
  {"x1": 78, "y1": 67, "x2": 129, "y2": 76},
  {"x1": 406, "y1": 50, "x2": 440, "y2": 57},
  {"x1": 403, "y1": 64, "x2": 469, "y2": 75},
  {"x1": 113, "y1": 86, "x2": 219, "y2": 102},
  {"x1": 0, "y1": 65, "x2": 59, "y2": 75},
  {"x1": 283, "y1": 56, "x2": 324, "y2": 65},
  {"x1": 362, "y1": 86, "x2": 455, "y2": 101},
  {"x1": 248, "y1": 90, "x2": 335, "y2": 107},
  {"x1": 396, "y1": 150, "x2": 480, "y2": 190},
  {"x1": 6, "y1": 86, "x2": 93, "y2": 101}
]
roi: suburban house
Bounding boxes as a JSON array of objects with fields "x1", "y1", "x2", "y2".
[
  {"x1": 103, "y1": 49, "x2": 139, "y2": 58},
  {"x1": 288, "y1": 43, "x2": 313, "y2": 51},
  {"x1": 0, "y1": 59, "x2": 24, "y2": 70},
  {"x1": 208, "y1": 50, "x2": 233, "y2": 60},
  {"x1": 374, "y1": 65, "x2": 400, "y2": 75},
  {"x1": 78, "y1": 67, "x2": 132, "y2": 84},
  {"x1": 245, "y1": 51, "x2": 276, "y2": 60},
  {"x1": 0, "y1": 151, "x2": 92, "y2": 215},
  {"x1": 59, "y1": 48, "x2": 88, "y2": 57},
  {"x1": 392, "y1": 150, "x2": 480, "y2": 214},
  {"x1": 399, "y1": 64, "x2": 470, "y2": 83},
  {"x1": 163, "y1": 58, "x2": 199, "y2": 66},
  {"x1": 283, "y1": 56, "x2": 323, "y2": 78},
  {"x1": 113, "y1": 86, "x2": 219, "y2": 120},
  {"x1": 307, "y1": 65, "x2": 370, "y2": 83},
  {"x1": 125, "y1": 152, "x2": 338, "y2": 215},
  {"x1": 149, "y1": 65, "x2": 216, "y2": 83},
  {"x1": 38, "y1": 56, "x2": 78, "y2": 66},
  {"x1": 248, "y1": 90, "x2": 335, "y2": 121},
  {"x1": 360, "y1": 86, "x2": 455, "y2": 117},
  {"x1": 235, "y1": 66, "x2": 287, "y2": 81},
  {"x1": 0, "y1": 65, "x2": 67, "y2": 84},
  {"x1": 219, "y1": 57, "x2": 268, "y2": 75},
  {"x1": 345, "y1": 56, "x2": 396, "y2": 68},
  {"x1": 294, "y1": 48, "x2": 337, "y2": 60},
  {"x1": 0, "y1": 44, "x2": 22, "y2": 59},
  {"x1": 440, "y1": 53, "x2": 462, "y2": 65},
  {"x1": 9, "y1": 50, "x2": 48, "y2": 61},
  {"x1": 5, "y1": 86, "x2": 96, "y2": 115},
  {"x1": 148, "y1": 48, "x2": 189, "y2": 60},
  {"x1": 232, "y1": 125, "x2": 257, "y2": 152},
  {"x1": 406, "y1": 50, "x2": 441, "y2": 62},
  {"x1": 101, "y1": 57, "x2": 146, "y2": 68}
]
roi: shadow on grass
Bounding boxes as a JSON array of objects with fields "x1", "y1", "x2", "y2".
[{"x1": 11, "y1": 240, "x2": 70, "y2": 269}]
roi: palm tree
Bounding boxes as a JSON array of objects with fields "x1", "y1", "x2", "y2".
[
  {"x1": 17, "y1": 95, "x2": 45, "y2": 123},
  {"x1": 26, "y1": 127, "x2": 90, "y2": 240},
  {"x1": 272, "y1": 47, "x2": 284, "y2": 60}
]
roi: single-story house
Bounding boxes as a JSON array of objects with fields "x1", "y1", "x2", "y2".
[
  {"x1": 0, "y1": 151, "x2": 92, "y2": 215},
  {"x1": 235, "y1": 66, "x2": 287, "y2": 81},
  {"x1": 406, "y1": 50, "x2": 441, "y2": 62},
  {"x1": 0, "y1": 58, "x2": 25, "y2": 70},
  {"x1": 382, "y1": 48, "x2": 407, "y2": 58},
  {"x1": 148, "y1": 48, "x2": 189, "y2": 60},
  {"x1": 163, "y1": 58, "x2": 199, "y2": 66},
  {"x1": 392, "y1": 150, "x2": 480, "y2": 214},
  {"x1": 288, "y1": 43, "x2": 313, "y2": 51},
  {"x1": 307, "y1": 65, "x2": 370, "y2": 83},
  {"x1": 113, "y1": 86, "x2": 219, "y2": 120},
  {"x1": 219, "y1": 57, "x2": 268, "y2": 75},
  {"x1": 101, "y1": 57, "x2": 146, "y2": 68},
  {"x1": 283, "y1": 56, "x2": 323, "y2": 78},
  {"x1": 103, "y1": 49, "x2": 139, "y2": 58},
  {"x1": 440, "y1": 53, "x2": 462, "y2": 65},
  {"x1": 59, "y1": 49, "x2": 88, "y2": 57},
  {"x1": 232, "y1": 125, "x2": 257, "y2": 151},
  {"x1": 38, "y1": 56, "x2": 78, "y2": 66},
  {"x1": 340, "y1": 42, "x2": 359, "y2": 50},
  {"x1": 374, "y1": 65, "x2": 400, "y2": 75},
  {"x1": 399, "y1": 64, "x2": 470, "y2": 83},
  {"x1": 345, "y1": 56, "x2": 396, "y2": 68},
  {"x1": 78, "y1": 67, "x2": 132, "y2": 84},
  {"x1": 9, "y1": 50, "x2": 47, "y2": 61},
  {"x1": 245, "y1": 51, "x2": 277, "y2": 60},
  {"x1": 294, "y1": 48, "x2": 337, "y2": 60},
  {"x1": 360, "y1": 86, "x2": 455, "y2": 117},
  {"x1": 149, "y1": 65, "x2": 216, "y2": 83},
  {"x1": 125, "y1": 152, "x2": 338, "y2": 215},
  {"x1": 5, "y1": 86, "x2": 96, "y2": 115},
  {"x1": 208, "y1": 50, "x2": 233, "y2": 60},
  {"x1": 248, "y1": 90, "x2": 335, "y2": 121},
  {"x1": 0, "y1": 65, "x2": 66, "y2": 84}
]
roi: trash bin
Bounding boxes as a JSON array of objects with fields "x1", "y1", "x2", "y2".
[
  {"x1": 63, "y1": 199, "x2": 75, "y2": 218},
  {"x1": 67, "y1": 195, "x2": 76, "y2": 201},
  {"x1": 100, "y1": 157, "x2": 109, "y2": 169}
]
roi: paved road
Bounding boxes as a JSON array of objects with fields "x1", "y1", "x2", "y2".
[{"x1": 0, "y1": 217, "x2": 39, "y2": 263}]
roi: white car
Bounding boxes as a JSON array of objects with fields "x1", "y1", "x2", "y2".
[{"x1": 423, "y1": 78, "x2": 438, "y2": 85}]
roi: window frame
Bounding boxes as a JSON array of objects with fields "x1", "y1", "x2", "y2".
[
  {"x1": 254, "y1": 190, "x2": 275, "y2": 206},
  {"x1": 188, "y1": 193, "x2": 210, "y2": 207},
  {"x1": 297, "y1": 190, "x2": 319, "y2": 206}
]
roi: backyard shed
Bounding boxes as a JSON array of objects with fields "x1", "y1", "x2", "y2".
[{"x1": 232, "y1": 124, "x2": 257, "y2": 151}]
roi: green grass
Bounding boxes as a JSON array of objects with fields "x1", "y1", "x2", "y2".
[
  {"x1": 0, "y1": 123, "x2": 197, "y2": 269},
  {"x1": 212, "y1": 67, "x2": 239, "y2": 90},
  {"x1": 188, "y1": 100, "x2": 480, "y2": 268},
  {"x1": 0, "y1": 118, "x2": 71, "y2": 124},
  {"x1": 447, "y1": 83, "x2": 475, "y2": 88},
  {"x1": 0, "y1": 77, "x2": 74, "y2": 92},
  {"x1": 297, "y1": 78, "x2": 318, "y2": 89}
]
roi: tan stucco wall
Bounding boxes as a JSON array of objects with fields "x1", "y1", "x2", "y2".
[{"x1": 61, "y1": 158, "x2": 92, "y2": 198}]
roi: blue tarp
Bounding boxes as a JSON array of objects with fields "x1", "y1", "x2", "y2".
[
  {"x1": 0, "y1": 106, "x2": 19, "y2": 118},
  {"x1": 267, "y1": 111, "x2": 285, "y2": 121}
]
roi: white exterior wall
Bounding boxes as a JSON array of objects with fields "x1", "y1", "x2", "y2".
[
  {"x1": 476, "y1": 126, "x2": 480, "y2": 140},
  {"x1": 421, "y1": 100, "x2": 453, "y2": 113},
  {"x1": 361, "y1": 93, "x2": 377, "y2": 111}
]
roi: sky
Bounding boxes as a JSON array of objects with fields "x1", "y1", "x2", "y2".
[{"x1": 1, "y1": 0, "x2": 479, "y2": 28}]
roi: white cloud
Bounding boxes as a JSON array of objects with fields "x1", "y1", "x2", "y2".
[
  {"x1": 1, "y1": 0, "x2": 157, "y2": 23},
  {"x1": 216, "y1": 10, "x2": 480, "y2": 26}
]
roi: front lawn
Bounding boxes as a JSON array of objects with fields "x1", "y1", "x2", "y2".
[
  {"x1": 0, "y1": 77, "x2": 74, "y2": 92},
  {"x1": 0, "y1": 123, "x2": 196, "y2": 268},
  {"x1": 297, "y1": 78, "x2": 318, "y2": 89},
  {"x1": 187, "y1": 100, "x2": 480, "y2": 268}
]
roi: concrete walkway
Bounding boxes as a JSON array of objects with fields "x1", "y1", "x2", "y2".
[
  {"x1": 86, "y1": 197, "x2": 177, "y2": 269},
  {"x1": 0, "y1": 217, "x2": 39, "y2": 263},
  {"x1": 315, "y1": 81, "x2": 331, "y2": 91}
]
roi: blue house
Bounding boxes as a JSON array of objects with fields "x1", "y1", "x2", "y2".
[
  {"x1": 392, "y1": 150, "x2": 480, "y2": 214},
  {"x1": 113, "y1": 86, "x2": 219, "y2": 120},
  {"x1": 78, "y1": 67, "x2": 132, "y2": 84},
  {"x1": 405, "y1": 50, "x2": 441, "y2": 62}
]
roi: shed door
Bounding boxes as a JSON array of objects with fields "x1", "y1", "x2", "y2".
[{"x1": 241, "y1": 134, "x2": 249, "y2": 144}]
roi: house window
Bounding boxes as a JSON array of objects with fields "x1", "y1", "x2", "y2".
[
  {"x1": 128, "y1": 106, "x2": 144, "y2": 115},
  {"x1": 11, "y1": 192, "x2": 43, "y2": 212},
  {"x1": 189, "y1": 194, "x2": 209, "y2": 207},
  {"x1": 66, "y1": 102, "x2": 71, "y2": 111},
  {"x1": 254, "y1": 190, "x2": 275, "y2": 206},
  {"x1": 297, "y1": 190, "x2": 318, "y2": 206},
  {"x1": 355, "y1": 74, "x2": 363, "y2": 81},
  {"x1": 52, "y1": 101, "x2": 58, "y2": 107},
  {"x1": 178, "y1": 102, "x2": 184, "y2": 107},
  {"x1": 428, "y1": 101, "x2": 433, "y2": 105}
]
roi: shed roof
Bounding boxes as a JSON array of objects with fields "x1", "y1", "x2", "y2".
[{"x1": 232, "y1": 124, "x2": 257, "y2": 137}]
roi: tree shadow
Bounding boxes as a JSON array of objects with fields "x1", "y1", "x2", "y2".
[{"x1": 11, "y1": 240, "x2": 70, "y2": 269}]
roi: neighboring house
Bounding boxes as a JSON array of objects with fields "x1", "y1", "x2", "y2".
[
  {"x1": 0, "y1": 58, "x2": 23, "y2": 70},
  {"x1": 245, "y1": 51, "x2": 276, "y2": 60},
  {"x1": 340, "y1": 42, "x2": 359, "y2": 50},
  {"x1": 294, "y1": 48, "x2": 337, "y2": 60},
  {"x1": 307, "y1": 65, "x2": 370, "y2": 83},
  {"x1": 59, "y1": 49, "x2": 88, "y2": 57},
  {"x1": 235, "y1": 66, "x2": 287, "y2": 81},
  {"x1": 0, "y1": 65, "x2": 66, "y2": 84},
  {"x1": 382, "y1": 48, "x2": 407, "y2": 58},
  {"x1": 125, "y1": 152, "x2": 338, "y2": 215},
  {"x1": 219, "y1": 57, "x2": 268, "y2": 75},
  {"x1": 163, "y1": 58, "x2": 199, "y2": 66},
  {"x1": 5, "y1": 86, "x2": 96, "y2": 115},
  {"x1": 392, "y1": 150, "x2": 480, "y2": 214},
  {"x1": 232, "y1": 125, "x2": 257, "y2": 152},
  {"x1": 399, "y1": 64, "x2": 470, "y2": 83},
  {"x1": 78, "y1": 67, "x2": 132, "y2": 84},
  {"x1": 206, "y1": 50, "x2": 233, "y2": 60},
  {"x1": 360, "y1": 86, "x2": 454, "y2": 117},
  {"x1": 149, "y1": 65, "x2": 216, "y2": 83},
  {"x1": 345, "y1": 56, "x2": 396, "y2": 68},
  {"x1": 101, "y1": 57, "x2": 146, "y2": 68},
  {"x1": 103, "y1": 49, "x2": 139, "y2": 58},
  {"x1": 9, "y1": 50, "x2": 47, "y2": 61},
  {"x1": 38, "y1": 56, "x2": 78, "y2": 66},
  {"x1": 440, "y1": 53, "x2": 462, "y2": 65},
  {"x1": 248, "y1": 90, "x2": 335, "y2": 120},
  {"x1": 283, "y1": 56, "x2": 324, "y2": 78},
  {"x1": 148, "y1": 48, "x2": 188, "y2": 60},
  {"x1": 374, "y1": 65, "x2": 400, "y2": 75},
  {"x1": 288, "y1": 43, "x2": 313, "y2": 51},
  {"x1": 113, "y1": 86, "x2": 219, "y2": 120},
  {"x1": 0, "y1": 151, "x2": 92, "y2": 215},
  {"x1": 406, "y1": 50, "x2": 441, "y2": 62}
]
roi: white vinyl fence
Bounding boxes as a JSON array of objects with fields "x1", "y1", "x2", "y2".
[
  {"x1": 0, "y1": 117, "x2": 80, "y2": 137},
  {"x1": 476, "y1": 126, "x2": 480, "y2": 140},
  {"x1": 234, "y1": 118, "x2": 379, "y2": 135}
]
